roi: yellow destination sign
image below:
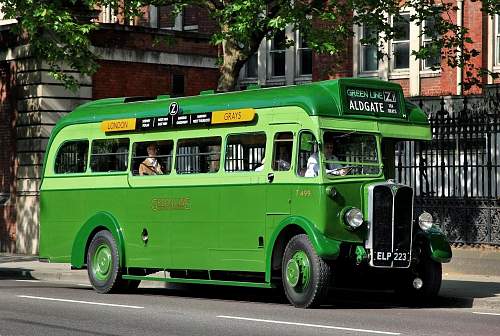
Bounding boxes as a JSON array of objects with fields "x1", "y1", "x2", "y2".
[
  {"x1": 211, "y1": 108, "x2": 255, "y2": 124},
  {"x1": 101, "y1": 118, "x2": 137, "y2": 132}
]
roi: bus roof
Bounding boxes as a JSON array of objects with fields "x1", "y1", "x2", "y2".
[{"x1": 54, "y1": 78, "x2": 428, "y2": 135}]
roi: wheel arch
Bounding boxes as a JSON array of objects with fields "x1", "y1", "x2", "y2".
[
  {"x1": 265, "y1": 216, "x2": 341, "y2": 283},
  {"x1": 414, "y1": 230, "x2": 452, "y2": 263},
  {"x1": 71, "y1": 211, "x2": 126, "y2": 269}
]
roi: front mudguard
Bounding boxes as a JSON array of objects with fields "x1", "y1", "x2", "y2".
[{"x1": 415, "y1": 227, "x2": 452, "y2": 263}]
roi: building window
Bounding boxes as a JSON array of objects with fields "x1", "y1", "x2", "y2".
[
  {"x1": 296, "y1": 32, "x2": 312, "y2": 76},
  {"x1": 391, "y1": 13, "x2": 410, "y2": 70},
  {"x1": 422, "y1": 17, "x2": 441, "y2": 70},
  {"x1": 54, "y1": 140, "x2": 89, "y2": 174},
  {"x1": 269, "y1": 31, "x2": 286, "y2": 78},
  {"x1": 101, "y1": 5, "x2": 117, "y2": 23},
  {"x1": 172, "y1": 74, "x2": 185, "y2": 97},
  {"x1": 359, "y1": 25, "x2": 379, "y2": 72},
  {"x1": 245, "y1": 53, "x2": 258, "y2": 78},
  {"x1": 496, "y1": 15, "x2": 500, "y2": 66}
]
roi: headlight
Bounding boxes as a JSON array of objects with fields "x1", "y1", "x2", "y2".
[
  {"x1": 344, "y1": 208, "x2": 364, "y2": 229},
  {"x1": 418, "y1": 212, "x2": 433, "y2": 231}
]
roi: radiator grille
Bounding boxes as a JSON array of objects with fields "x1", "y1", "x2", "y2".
[{"x1": 369, "y1": 184, "x2": 413, "y2": 268}]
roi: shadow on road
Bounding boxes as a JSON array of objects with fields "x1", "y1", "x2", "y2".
[
  {"x1": 0, "y1": 268, "x2": 36, "y2": 280},
  {"x1": 127, "y1": 279, "x2": 498, "y2": 309}
]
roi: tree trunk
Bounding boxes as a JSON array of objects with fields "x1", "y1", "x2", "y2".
[{"x1": 217, "y1": 38, "x2": 246, "y2": 92}]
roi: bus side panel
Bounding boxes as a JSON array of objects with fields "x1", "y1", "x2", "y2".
[
  {"x1": 40, "y1": 176, "x2": 130, "y2": 264},
  {"x1": 39, "y1": 188, "x2": 83, "y2": 262},
  {"x1": 211, "y1": 181, "x2": 267, "y2": 272}
]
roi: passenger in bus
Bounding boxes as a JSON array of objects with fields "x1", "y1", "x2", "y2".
[
  {"x1": 255, "y1": 157, "x2": 265, "y2": 171},
  {"x1": 305, "y1": 141, "x2": 347, "y2": 177},
  {"x1": 208, "y1": 145, "x2": 221, "y2": 172},
  {"x1": 139, "y1": 143, "x2": 163, "y2": 175},
  {"x1": 274, "y1": 146, "x2": 291, "y2": 171}
]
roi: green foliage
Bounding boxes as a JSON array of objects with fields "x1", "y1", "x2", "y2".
[{"x1": 1, "y1": 0, "x2": 498, "y2": 91}]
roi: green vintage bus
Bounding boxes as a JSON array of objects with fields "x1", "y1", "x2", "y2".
[{"x1": 39, "y1": 78, "x2": 452, "y2": 308}]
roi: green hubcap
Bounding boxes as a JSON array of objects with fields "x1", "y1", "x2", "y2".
[
  {"x1": 286, "y1": 251, "x2": 310, "y2": 289},
  {"x1": 92, "y1": 244, "x2": 112, "y2": 281}
]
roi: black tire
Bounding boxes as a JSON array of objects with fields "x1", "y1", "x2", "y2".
[
  {"x1": 281, "y1": 234, "x2": 331, "y2": 308},
  {"x1": 396, "y1": 257, "x2": 442, "y2": 300},
  {"x1": 87, "y1": 230, "x2": 126, "y2": 294},
  {"x1": 124, "y1": 279, "x2": 141, "y2": 291}
]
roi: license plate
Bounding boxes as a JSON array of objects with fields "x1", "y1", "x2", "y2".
[{"x1": 373, "y1": 251, "x2": 410, "y2": 262}]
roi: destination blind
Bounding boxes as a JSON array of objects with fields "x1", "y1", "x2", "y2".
[
  {"x1": 101, "y1": 108, "x2": 255, "y2": 133},
  {"x1": 344, "y1": 86, "x2": 401, "y2": 116}
]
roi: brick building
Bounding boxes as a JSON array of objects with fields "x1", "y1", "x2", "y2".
[{"x1": 1, "y1": 3, "x2": 500, "y2": 253}]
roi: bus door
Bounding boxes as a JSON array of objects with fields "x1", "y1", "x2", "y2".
[
  {"x1": 125, "y1": 140, "x2": 175, "y2": 269},
  {"x1": 214, "y1": 132, "x2": 267, "y2": 273},
  {"x1": 265, "y1": 128, "x2": 296, "y2": 243}
]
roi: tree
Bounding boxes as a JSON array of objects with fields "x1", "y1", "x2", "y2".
[{"x1": 1, "y1": 0, "x2": 499, "y2": 92}]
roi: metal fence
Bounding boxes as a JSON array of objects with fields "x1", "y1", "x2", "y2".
[{"x1": 396, "y1": 88, "x2": 500, "y2": 245}]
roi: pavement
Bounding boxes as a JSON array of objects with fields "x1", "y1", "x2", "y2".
[{"x1": 1, "y1": 246, "x2": 500, "y2": 310}]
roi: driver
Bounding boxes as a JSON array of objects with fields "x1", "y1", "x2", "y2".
[{"x1": 304, "y1": 141, "x2": 348, "y2": 177}]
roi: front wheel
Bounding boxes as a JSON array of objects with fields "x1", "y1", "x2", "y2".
[
  {"x1": 282, "y1": 234, "x2": 331, "y2": 308},
  {"x1": 87, "y1": 230, "x2": 126, "y2": 293},
  {"x1": 395, "y1": 257, "x2": 442, "y2": 300}
]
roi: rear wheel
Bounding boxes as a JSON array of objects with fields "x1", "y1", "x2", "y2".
[
  {"x1": 87, "y1": 230, "x2": 127, "y2": 293},
  {"x1": 282, "y1": 234, "x2": 331, "y2": 308}
]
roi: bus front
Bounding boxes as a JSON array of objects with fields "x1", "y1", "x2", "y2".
[{"x1": 315, "y1": 79, "x2": 452, "y2": 299}]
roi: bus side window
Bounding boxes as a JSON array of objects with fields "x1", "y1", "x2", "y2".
[
  {"x1": 131, "y1": 140, "x2": 174, "y2": 176},
  {"x1": 54, "y1": 140, "x2": 89, "y2": 174},
  {"x1": 225, "y1": 133, "x2": 266, "y2": 172},
  {"x1": 90, "y1": 138, "x2": 130, "y2": 172},
  {"x1": 272, "y1": 132, "x2": 293, "y2": 171},
  {"x1": 176, "y1": 137, "x2": 222, "y2": 174},
  {"x1": 297, "y1": 132, "x2": 318, "y2": 177}
]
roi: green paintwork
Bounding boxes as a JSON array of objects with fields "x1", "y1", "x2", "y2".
[
  {"x1": 286, "y1": 250, "x2": 310, "y2": 289},
  {"x1": 92, "y1": 244, "x2": 112, "y2": 281},
  {"x1": 38, "y1": 78, "x2": 450, "y2": 291},
  {"x1": 121, "y1": 275, "x2": 274, "y2": 288},
  {"x1": 426, "y1": 228, "x2": 453, "y2": 263}
]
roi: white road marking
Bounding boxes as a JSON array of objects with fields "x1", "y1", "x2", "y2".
[
  {"x1": 77, "y1": 284, "x2": 92, "y2": 287},
  {"x1": 14, "y1": 280, "x2": 41, "y2": 283},
  {"x1": 217, "y1": 315, "x2": 401, "y2": 335},
  {"x1": 17, "y1": 295, "x2": 144, "y2": 309},
  {"x1": 473, "y1": 312, "x2": 500, "y2": 316}
]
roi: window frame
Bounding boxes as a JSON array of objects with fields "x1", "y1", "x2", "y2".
[
  {"x1": 244, "y1": 52, "x2": 259, "y2": 79},
  {"x1": 359, "y1": 25, "x2": 379, "y2": 74},
  {"x1": 296, "y1": 130, "x2": 318, "y2": 178},
  {"x1": 89, "y1": 138, "x2": 130, "y2": 174},
  {"x1": 421, "y1": 16, "x2": 441, "y2": 71},
  {"x1": 224, "y1": 132, "x2": 267, "y2": 173},
  {"x1": 295, "y1": 31, "x2": 312, "y2": 77},
  {"x1": 390, "y1": 13, "x2": 411, "y2": 72},
  {"x1": 267, "y1": 31, "x2": 287, "y2": 79},
  {"x1": 175, "y1": 136, "x2": 222, "y2": 174},
  {"x1": 272, "y1": 131, "x2": 294, "y2": 172},
  {"x1": 131, "y1": 140, "x2": 175, "y2": 176},
  {"x1": 495, "y1": 14, "x2": 500, "y2": 66},
  {"x1": 321, "y1": 130, "x2": 383, "y2": 179},
  {"x1": 53, "y1": 139, "x2": 89, "y2": 175}
]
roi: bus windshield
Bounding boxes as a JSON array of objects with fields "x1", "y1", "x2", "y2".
[{"x1": 322, "y1": 131, "x2": 380, "y2": 177}]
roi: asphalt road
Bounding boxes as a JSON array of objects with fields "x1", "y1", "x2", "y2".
[{"x1": 1, "y1": 279, "x2": 500, "y2": 336}]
